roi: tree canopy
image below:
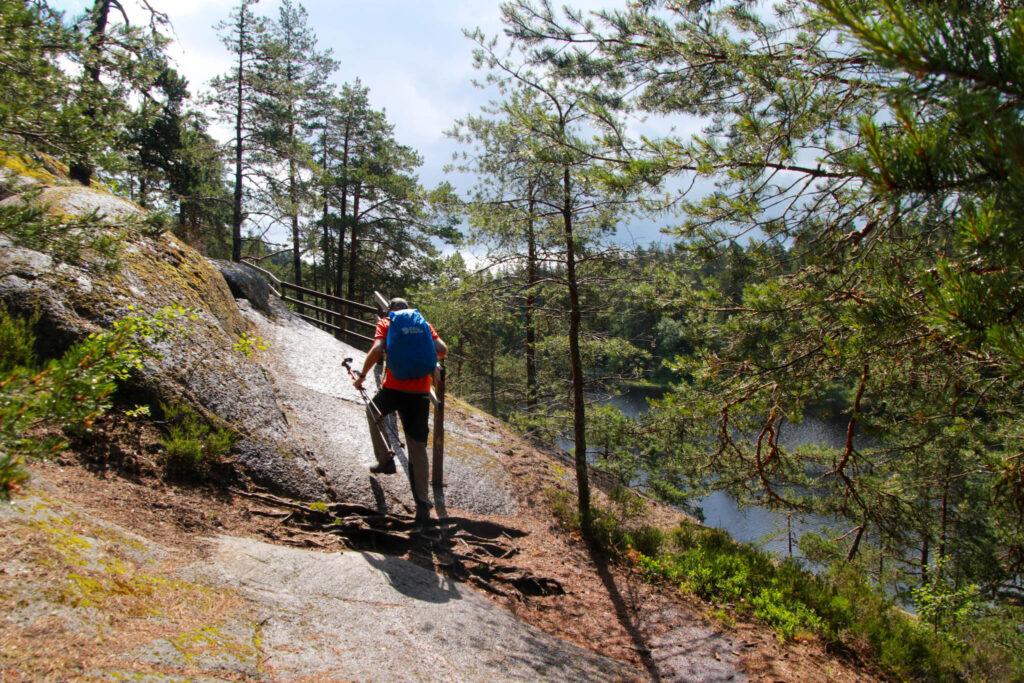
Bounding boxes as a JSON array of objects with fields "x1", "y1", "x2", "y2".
[{"x1": 493, "y1": 0, "x2": 1024, "y2": 599}]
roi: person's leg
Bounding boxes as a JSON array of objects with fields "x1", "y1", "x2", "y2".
[
  {"x1": 396, "y1": 392, "x2": 432, "y2": 516},
  {"x1": 367, "y1": 389, "x2": 398, "y2": 472}
]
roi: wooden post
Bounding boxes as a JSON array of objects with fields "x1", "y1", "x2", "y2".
[{"x1": 432, "y1": 361, "x2": 446, "y2": 486}]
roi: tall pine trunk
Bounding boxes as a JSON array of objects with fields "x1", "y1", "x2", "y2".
[
  {"x1": 333, "y1": 127, "x2": 350, "y2": 298},
  {"x1": 525, "y1": 188, "x2": 538, "y2": 408},
  {"x1": 346, "y1": 186, "x2": 361, "y2": 315},
  {"x1": 289, "y1": 124, "x2": 302, "y2": 298},
  {"x1": 231, "y1": 42, "x2": 244, "y2": 262},
  {"x1": 562, "y1": 164, "x2": 590, "y2": 535}
]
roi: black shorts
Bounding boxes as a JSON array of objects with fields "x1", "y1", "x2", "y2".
[{"x1": 370, "y1": 388, "x2": 431, "y2": 443}]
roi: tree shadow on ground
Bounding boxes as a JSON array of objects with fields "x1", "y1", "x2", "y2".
[{"x1": 587, "y1": 540, "x2": 661, "y2": 681}]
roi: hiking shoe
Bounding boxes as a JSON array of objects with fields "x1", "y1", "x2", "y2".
[{"x1": 370, "y1": 459, "x2": 396, "y2": 475}]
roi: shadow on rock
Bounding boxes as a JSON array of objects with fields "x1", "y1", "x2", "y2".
[{"x1": 363, "y1": 551, "x2": 462, "y2": 604}]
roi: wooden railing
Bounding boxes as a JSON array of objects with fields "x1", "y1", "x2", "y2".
[
  {"x1": 241, "y1": 259, "x2": 446, "y2": 484},
  {"x1": 240, "y1": 260, "x2": 380, "y2": 346}
]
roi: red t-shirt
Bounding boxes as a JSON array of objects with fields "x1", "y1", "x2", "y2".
[{"x1": 375, "y1": 317, "x2": 439, "y2": 392}]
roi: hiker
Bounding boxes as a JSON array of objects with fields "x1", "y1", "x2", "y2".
[{"x1": 352, "y1": 297, "x2": 447, "y2": 525}]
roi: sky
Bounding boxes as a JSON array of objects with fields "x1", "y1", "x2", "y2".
[{"x1": 49, "y1": 0, "x2": 684, "y2": 247}]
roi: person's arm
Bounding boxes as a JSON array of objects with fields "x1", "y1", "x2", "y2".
[
  {"x1": 354, "y1": 338, "x2": 385, "y2": 390},
  {"x1": 434, "y1": 336, "x2": 448, "y2": 360}
]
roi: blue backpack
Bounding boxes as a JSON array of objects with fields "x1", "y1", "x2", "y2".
[{"x1": 385, "y1": 309, "x2": 437, "y2": 380}]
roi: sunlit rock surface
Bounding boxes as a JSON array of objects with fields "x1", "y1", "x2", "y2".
[
  {"x1": 0, "y1": 167, "x2": 327, "y2": 501},
  {"x1": 1, "y1": 487, "x2": 636, "y2": 682}
]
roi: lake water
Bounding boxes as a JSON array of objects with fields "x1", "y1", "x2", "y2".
[
  {"x1": 699, "y1": 414, "x2": 848, "y2": 553},
  {"x1": 583, "y1": 390, "x2": 850, "y2": 560}
]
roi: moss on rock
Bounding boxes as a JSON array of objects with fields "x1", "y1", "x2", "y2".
[{"x1": 0, "y1": 158, "x2": 328, "y2": 501}]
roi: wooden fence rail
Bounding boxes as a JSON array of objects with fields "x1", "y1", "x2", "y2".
[{"x1": 241, "y1": 259, "x2": 380, "y2": 346}]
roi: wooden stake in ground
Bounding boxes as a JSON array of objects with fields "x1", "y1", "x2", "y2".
[{"x1": 433, "y1": 362, "x2": 446, "y2": 485}]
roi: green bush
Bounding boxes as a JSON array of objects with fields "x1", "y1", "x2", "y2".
[
  {"x1": 635, "y1": 520, "x2": 1017, "y2": 680},
  {"x1": 0, "y1": 306, "x2": 181, "y2": 498},
  {"x1": 627, "y1": 524, "x2": 666, "y2": 557},
  {"x1": 591, "y1": 506, "x2": 629, "y2": 552},
  {"x1": 0, "y1": 304, "x2": 39, "y2": 373},
  {"x1": 158, "y1": 402, "x2": 236, "y2": 482},
  {"x1": 543, "y1": 486, "x2": 1017, "y2": 678},
  {"x1": 546, "y1": 488, "x2": 579, "y2": 529}
]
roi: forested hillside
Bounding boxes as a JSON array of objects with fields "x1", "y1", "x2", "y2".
[{"x1": 2, "y1": 0, "x2": 1024, "y2": 679}]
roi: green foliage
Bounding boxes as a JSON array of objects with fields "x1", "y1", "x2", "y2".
[
  {"x1": 158, "y1": 402, "x2": 236, "y2": 483},
  {"x1": 634, "y1": 520, "x2": 1015, "y2": 680},
  {"x1": 0, "y1": 0, "x2": 230, "y2": 244},
  {"x1": 116, "y1": 63, "x2": 234, "y2": 253},
  {"x1": 0, "y1": 0, "x2": 78, "y2": 159},
  {"x1": 545, "y1": 486, "x2": 665, "y2": 557},
  {"x1": 495, "y1": 0, "x2": 1024, "y2": 624},
  {"x1": 232, "y1": 332, "x2": 268, "y2": 357},
  {"x1": 546, "y1": 488, "x2": 578, "y2": 529},
  {"x1": 625, "y1": 524, "x2": 666, "y2": 559},
  {"x1": 0, "y1": 0, "x2": 179, "y2": 181},
  {"x1": 0, "y1": 197, "x2": 123, "y2": 272},
  {"x1": 0, "y1": 305, "x2": 183, "y2": 498},
  {"x1": 912, "y1": 556, "x2": 981, "y2": 637},
  {"x1": 0, "y1": 303, "x2": 39, "y2": 373},
  {"x1": 587, "y1": 405, "x2": 642, "y2": 485},
  {"x1": 125, "y1": 405, "x2": 151, "y2": 418},
  {"x1": 959, "y1": 605, "x2": 1024, "y2": 682}
]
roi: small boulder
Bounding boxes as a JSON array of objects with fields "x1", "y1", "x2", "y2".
[{"x1": 210, "y1": 259, "x2": 276, "y2": 319}]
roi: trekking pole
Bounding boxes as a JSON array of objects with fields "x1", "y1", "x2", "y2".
[
  {"x1": 373, "y1": 290, "x2": 390, "y2": 316},
  {"x1": 342, "y1": 357, "x2": 394, "y2": 456}
]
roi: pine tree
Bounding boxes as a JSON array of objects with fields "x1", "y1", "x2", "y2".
[
  {"x1": 502, "y1": 0, "x2": 1024, "y2": 593},
  {"x1": 257, "y1": 0, "x2": 336, "y2": 290},
  {"x1": 0, "y1": 0, "x2": 77, "y2": 157},
  {"x1": 464, "y1": 22, "x2": 643, "y2": 536},
  {"x1": 316, "y1": 81, "x2": 378, "y2": 299},
  {"x1": 150, "y1": 110, "x2": 232, "y2": 257},
  {"x1": 209, "y1": 0, "x2": 269, "y2": 262},
  {"x1": 0, "y1": 0, "x2": 171, "y2": 182},
  {"x1": 67, "y1": 0, "x2": 171, "y2": 183},
  {"x1": 449, "y1": 85, "x2": 565, "y2": 410},
  {"x1": 319, "y1": 83, "x2": 442, "y2": 304}
]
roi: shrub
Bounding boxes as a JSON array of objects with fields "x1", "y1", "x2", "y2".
[
  {"x1": 626, "y1": 524, "x2": 666, "y2": 557},
  {"x1": 158, "y1": 402, "x2": 236, "y2": 482},
  {"x1": 608, "y1": 484, "x2": 646, "y2": 518},
  {"x1": 233, "y1": 332, "x2": 268, "y2": 357},
  {"x1": 912, "y1": 555, "x2": 981, "y2": 637},
  {"x1": 546, "y1": 488, "x2": 579, "y2": 529},
  {"x1": 635, "y1": 520, "x2": 1017, "y2": 681},
  {"x1": 0, "y1": 306, "x2": 182, "y2": 498},
  {"x1": 0, "y1": 303, "x2": 39, "y2": 373}
]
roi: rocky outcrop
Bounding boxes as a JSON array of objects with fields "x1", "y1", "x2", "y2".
[
  {"x1": 0, "y1": 484, "x2": 639, "y2": 681},
  {"x1": 0, "y1": 153, "x2": 519, "y2": 515},
  {"x1": 210, "y1": 257, "x2": 284, "y2": 320},
  {"x1": 0, "y1": 155, "x2": 327, "y2": 500}
]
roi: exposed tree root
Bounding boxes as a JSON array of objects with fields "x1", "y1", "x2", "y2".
[{"x1": 230, "y1": 488, "x2": 564, "y2": 598}]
